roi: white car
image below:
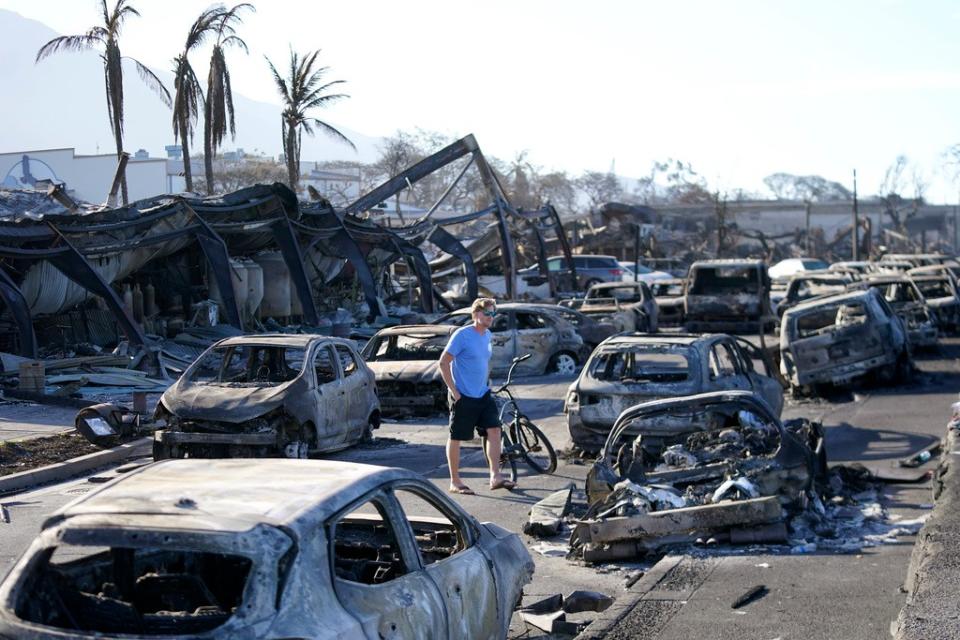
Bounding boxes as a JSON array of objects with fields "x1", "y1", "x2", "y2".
[
  {"x1": 619, "y1": 261, "x2": 673, "y2": 283},
  {"x1": 768, "y1": 258, "x2": 828, "y2": 280},
  {"x1": 0, "y1": 459, "x2": 534, "y2": 639}
]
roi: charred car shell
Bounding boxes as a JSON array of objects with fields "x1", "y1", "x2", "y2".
[
  {"x1": 577, "y1": 281, "x2": 659, "y2": 333},
  {"x1": 0, "y1": 459, "x2": 534, "y2": 639},
  {"x1": 576, "y1": 391, "x2": 824, "y2": 559},
  {"x1": 154, "y1": 334, "x2": 380, "y2": 459},
  {"x1": 780, "y1": 289, "x2": 911, "y2": 389},
  {"x1": 566, "y1": 333, "x2": 785, "y2": 452},
  {"x1": 361, "y1": 324, "x2": 456, "y2": 416},
  {"x1": 847, "y1": 275, "x2": 938, "y2": 349},
  {"x1": 684, "y1": 259, "x2": 773, "y2": 333}
]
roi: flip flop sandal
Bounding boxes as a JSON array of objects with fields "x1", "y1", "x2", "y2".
[
  {"x1": 489, "y1": 478, "x2": 516, "y2": 491},
  {"x1": 449, "y1": 485, "x2": 476, "y2": 495}
]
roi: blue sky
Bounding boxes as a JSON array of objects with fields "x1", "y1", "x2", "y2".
[{"x1": 3, "y1": 0, "x2": 960, "y2": 201}]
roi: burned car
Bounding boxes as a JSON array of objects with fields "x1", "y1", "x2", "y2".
[
  {"x1": 435, "y1": 303, "x2": 587, "y2": 375},
  {"x1": 780, "y1": 289, "x2": 911, "y2": 390},
  {"x1": 574, "y1": 391, "x2": 825, "y2": 561},
  {"x1": 361, "y1": 324, "x2": 456, "y2": 416},
  {"x1": 909, "y1": 274, "x2": 960, "y2": 334},
  {"x1": 577, "y1": 281, "x2": 659, "y2": 333},
  {"x1": 526, "y1": 303, "x2": 618, "y2": 349},
  {"x1": 0, "y1": 459, "x2": 534, "y2": 639},
  {"x1": 775, "y1": 271, "x2": 852, "y2": 319},
  {"x1": 565, "y1": 333, "x2": 784, "y2": 452},
  {"x1": 650, "y1": 277, "x2": 686, "y2": 327},
  {"x1": 684, "y1": 259, "x2": 774, "y2": 332},
  {"x1": 154, "y1": 334, "x2": 380, "y2": 459},
  {"x1": 847, "y1": 275, "x2": 938, "y2": 348}
]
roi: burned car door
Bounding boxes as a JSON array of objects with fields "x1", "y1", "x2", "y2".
[
  {"x1": 334, "y1": 344, "x2": 369, "y2": 432},
  {"x1": 514, "y1": 311, "x2": 555, "y2": 374},
  {"x1": 707, "y1": 342, "x2": 751, "y2": 393},
  {"x1": 730, "y1": 337, "x2": 784, "y2": 416},
  {"x1": 390, "y1": 485, "x2": 500, "y2": 639},
  {"x1": 328, "y1": 491, "x2": 448, "y2": 638},
  {"x1": 313, "y1": 344, "x2": 348, "y2": 449},
  {"x1": 489, "y1": 313, "x2": 515, "y2": 375}
]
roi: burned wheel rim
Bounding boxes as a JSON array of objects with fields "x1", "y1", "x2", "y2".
[{"x1": 551, "y1": 353, "x2": 578, "y2": 375}]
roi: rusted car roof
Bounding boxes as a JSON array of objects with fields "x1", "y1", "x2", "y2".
[
  {"x1": 786, "y1": 289, "x2": 874, "y2": 314},
  {"x1": 48, "y1": 459, "x2": 412, "y2": 530},
  {"x1": 690, "y1": 259, "x2": 766, "y2": 267},
  {"x1": 600, "y1": 333, "x2": 703, "y2": 347}
]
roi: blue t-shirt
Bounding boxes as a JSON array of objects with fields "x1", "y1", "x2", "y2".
[{"x1": 443, "y1": 325, "x2": 492, "y2": 398}]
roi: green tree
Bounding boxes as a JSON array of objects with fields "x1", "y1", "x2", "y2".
[
  {"x1": 203, "y1": 3, "x2": 253, "y2": 194},
  {"x1": 36, "y1": 0, "x2": 170, "y2": 205},
  {"x1": 172, "y1": 6, "x2": 223, "y2": 193},
  {"x1": 266, "y1": 48, "x2": 354, "y2": 193}
]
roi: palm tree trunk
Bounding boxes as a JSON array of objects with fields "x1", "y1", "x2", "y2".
[
  {"x1": 203, "y1": 101, "x2": 214, "y2": 194},
  {"x1": 178, "y1": 112, "x2": 193, "y2": 192},
  {"x1": 285, "y1": 120, "x2": 299, "y2": 192}
]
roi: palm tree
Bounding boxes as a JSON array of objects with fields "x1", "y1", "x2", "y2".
[
  {"x1": 203, "y1": 3, "x2": 253, "y2": 194},
  {"x1": 171, "y1": 6, "x2": 223, "y2": 193},
  {"x1": 36, "y1": 0, "x2": 170, "y2": 205},
  {"x1": 266, "y1": 49, "x2": 355, "y2": 193}
]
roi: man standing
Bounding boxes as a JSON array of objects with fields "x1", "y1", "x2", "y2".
[{"x1": 439, "y1": 297, "x2": 515, "y2": 494}]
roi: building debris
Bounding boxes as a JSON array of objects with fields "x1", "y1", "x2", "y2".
[
  {"x1": 563, "y1": 590, "x2": 615, "y2": 613},
  {"x1": 523, "y1": 483, "x2": 575, "y2": 538}
]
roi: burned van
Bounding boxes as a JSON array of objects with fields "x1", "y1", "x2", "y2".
[
  {"x1": 684, "y1": 260, "x2": 773, "y2": 332},
  {"x1": 779, "y1": 289, "x2": 910, "y2": 389}
]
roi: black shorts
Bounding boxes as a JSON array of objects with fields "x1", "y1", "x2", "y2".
[{"x1": 449, "y1": 391, "x2": 501, "y2": 441}]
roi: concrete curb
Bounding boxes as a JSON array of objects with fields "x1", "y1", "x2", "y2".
[
  {"x1": 0, "y1": 437, "x2": 151, "y2": 496},
  {"x1": 576, "y1": 554, "x2": 684, "y2": 640},
  {"x1": 894, "y1": 420, "x2": 959, "y2": 640}
]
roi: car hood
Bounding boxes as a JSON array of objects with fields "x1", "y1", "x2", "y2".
[
  {"x1": 367, "y1": 360, "x2": 442, "y2": 383},
  {"x1": 161, "y1": 378, "x2": 301, "y2": 423}
]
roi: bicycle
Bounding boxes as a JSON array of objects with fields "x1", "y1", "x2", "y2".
[{"x1": 482, "y1": 354, "x2": 558, "y2": 483}]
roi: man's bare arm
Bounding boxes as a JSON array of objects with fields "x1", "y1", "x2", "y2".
[{"x1": 439, "y1": 352, "x2": 460, "y2": 402}]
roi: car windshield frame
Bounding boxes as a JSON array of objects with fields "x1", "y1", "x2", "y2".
[{"x1": 186, "y1": 343, "x2": 309, "y2": 386}]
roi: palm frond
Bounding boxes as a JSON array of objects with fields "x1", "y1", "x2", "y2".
[
  {"x1": 36, "y1": 34, "x2": 100, "y2": 62},
  {"x1": 220, "y1": 34, "x2": 248, "y2": 53},
  {"x1": 311, "y1": 119, "x2": 356, "y2": 151},
  {"x1": 264, "y1": 56, "x2": 290, "y2": 104},
  {"x1": 129, "y1": 57, "x2": 171, "y2": 107}
]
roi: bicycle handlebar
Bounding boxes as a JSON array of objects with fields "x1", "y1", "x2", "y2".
[{"x1": 493, "y1": 353, "x2": 532, "y2": 394}]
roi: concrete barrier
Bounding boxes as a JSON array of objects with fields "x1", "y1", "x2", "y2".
[
  {"x1": 0, "y1": 437, "x2": 151, "y2": 496},
  {"x1": 895, "y1": 419, "x2": 960, "y2": 640}
]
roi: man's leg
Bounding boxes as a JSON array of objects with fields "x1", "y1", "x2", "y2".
[
  {"x1": 447, "y1": 437, "x2": 463, "y2": 489},
  {"x1": 484, "y1": 426, "x2": 503, "y2": 483}
]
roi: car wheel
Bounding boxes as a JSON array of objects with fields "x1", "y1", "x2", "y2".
[
  {"x1": 549, "y1": 352, "x2": 578, "y2": 375},
  {"x1": 584, "y1": 278, "x2": 601, "y2": 289},
  {"x1": 152, "y1": 440, "x2": 171, "y2": 461}
]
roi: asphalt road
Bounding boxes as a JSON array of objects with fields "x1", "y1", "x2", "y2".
[{"x1": 0, "y1": 338, "x2": 956, "y2": 639}]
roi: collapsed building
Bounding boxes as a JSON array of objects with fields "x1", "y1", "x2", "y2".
[{"x1": 0, "y1": 135, "x2": 576, "y2": 365}]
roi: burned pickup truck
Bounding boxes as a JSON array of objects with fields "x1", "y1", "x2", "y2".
[
  {"x1": 0, "y1": 459, "x2": 533, "y2": 639},
  {"x1": 565, "y1": 333, "x2": 784, "y2": 452},
  {"x1": 573, "y1": 391, "x2": 825, "y2": 562},
  {"x1": 779, "y1": 289, "x2": 911, "y2": 390},
  {"x1": 153, "y1": 334, "x2": 380, "y2": 459},
  {"x1": 361, "y1": 324, "x2": 456, "y2": 416},
  {"x1": 684, "y1": 260, "x2": 773, "y2": 333}
]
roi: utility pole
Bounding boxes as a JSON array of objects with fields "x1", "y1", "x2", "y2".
[
  {"x1": 852, "y1": 169, "x2": 860, "y2": 261},
  {"x1": 804, "y1": 200, "x2": 812, "y2": 256}
]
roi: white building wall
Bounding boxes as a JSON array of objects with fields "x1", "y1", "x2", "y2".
[{"x1": 0, "y1": 148, "x2": 167, "y2": 203}]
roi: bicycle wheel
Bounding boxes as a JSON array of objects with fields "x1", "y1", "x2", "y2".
[
  {"x1": 515, "y1": 417, "x2": 557, "y2": 474},
  {"x1": 481, "y1": 434, "x2": 518, "y2": 484}
]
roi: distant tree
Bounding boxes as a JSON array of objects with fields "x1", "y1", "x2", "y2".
[
  {"x1": 211, "y1": 156, "x2": 287, "y2": 193},
  {"x1": 878, "y1": 155, "x2": 925, "y2": 235},
  {"x1": 576, "y1": 170, "x2": 622, "y2": 211},
  {"x1": 533, "y1": 171, "x2": 577, "y2": 213},
  {"x1": 630, "y1": 159, "x2": 712, "y2": 204},
  {"x1": 266, "y1": 48, "x2": 354, "y2": 195},
  {"x1": 203, "y1": 3, "x2": 253, "y2": 194},
  {"x1": 171, "y1": 6, "x2": 223, "y2": 193},
  {"x1": 763, "y1": 172, "x2": 852, "y2": 201},
  {"x1": 36, "y1": 0, "x2": 170, "y2": 205}
]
